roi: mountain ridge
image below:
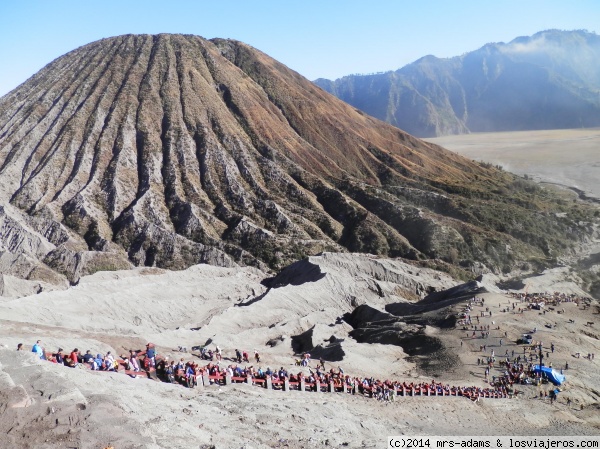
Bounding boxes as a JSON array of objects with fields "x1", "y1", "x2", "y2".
[{"x1": 315, "y1": 29, "x2": 600, "y2": 137}]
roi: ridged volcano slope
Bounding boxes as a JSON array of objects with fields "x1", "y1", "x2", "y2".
[{"x1": 0, "y1": 34, "x2": 594, "y2": 282}]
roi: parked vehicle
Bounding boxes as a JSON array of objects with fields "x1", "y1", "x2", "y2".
[{"x1": 517, "y1": 334, "x2": 533, "y2": 344}]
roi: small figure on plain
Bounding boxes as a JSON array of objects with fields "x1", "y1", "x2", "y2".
[
  {"x1": 105, "y1": 351, "x2": 115, "y2": 371},
  {"x1": 54, "y1": 348, "x2": 65, "y2": 364},
  {"x1": 145, "y1": 343, "x2": 156, "y2": 368},
  {"x1": 129, "y1": 351, "x2": 140, "y2": 372},
  {"x1": 82, "y1": 350, "x2": 94, "y2": 364},
  {"x1": 32, "y1": 340, "x2": 44, "y2": 359},
  {"x1": 69, "y1": 348, "x2": 80, "y2": 367},
  {"x1": 93, "y1": 354, "x2": 103, "y2": 370}
]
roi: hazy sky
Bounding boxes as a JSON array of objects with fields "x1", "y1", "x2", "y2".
[{"x1": 1, "y1": 0, "x2": 598, "y2": 97}]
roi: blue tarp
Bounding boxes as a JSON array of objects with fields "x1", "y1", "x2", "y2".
[{"x1": 533, "y1": 365, "x2": 566, "y2": 385}]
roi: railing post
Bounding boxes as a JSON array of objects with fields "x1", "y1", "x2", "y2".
[
  {"x1": 266, "y1": 377, "x2": 272, "y2": 390},
  {"x1": 329, "y1": 380, "x2": 335, "y2": 393},
  {"x1": 284, "y1": 378, "x2": 290, "y2": 391},
  {"x1": 300, "y1": 378, "x2": 306, "y2": 392},
  {"x1": 225, "y1": 374, "x2": 232, "y2": 386},
  {"x1": 315, "y1": 380, "x2": 320, "y2": 392},
  {"x1": 202, "y1": 372, "x2": 210, "y2": 386},
  {"x1": 246, "y1": 375, "x2": 252, "y2": 385}
]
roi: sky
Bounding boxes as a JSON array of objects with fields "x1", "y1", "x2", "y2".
[{"x1": 0, "y1": 0, "x2": 599, "y2": 97}]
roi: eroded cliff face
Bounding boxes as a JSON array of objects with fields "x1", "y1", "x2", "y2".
[{"x1": 0, "y1": 34, "x2": 595, "y2": 286}]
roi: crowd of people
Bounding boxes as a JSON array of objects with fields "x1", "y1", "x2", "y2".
[
  {"x1": 508, "y1": 292, "x2": 593, "y2": 310},
  {"x1": 17, "y1": 293, "x2": 594, "y2": 412},
  {"x1": 23, "y1": 339, "x2": 146, "y2": 372},
  {"x1": 154, "y1": 352, "x2": 506, "y2": 402},
  {"x1": 18, "y1": 339, "x2": 507, "y2": 402},
  {"x1": 458, "y1": 292, "x2": 596, "y2": 405},
  {"x1": 18, "y1": 291, "x2": 590, "y2": 404},
  {"x1": 194, "y1": 346, "x2": 261, "y2": 364}
]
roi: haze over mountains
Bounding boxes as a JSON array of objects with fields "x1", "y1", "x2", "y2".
[
  {"x1": 315, "y1": 30, "x2": 600, "y2": 137},
  {"x1": 0, "y1": 34, "x2": 596, "y2": 291}
]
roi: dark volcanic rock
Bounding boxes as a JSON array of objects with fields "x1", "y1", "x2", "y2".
[
  {"x1": 346, "y1": 277, "x2": 510, "y2": 374},
  {"x1": 346, "y1": 303, "x2": 459, "y2": 375},
  {"x1": 290, "y1": 326, "x2": 345, "y2": 362}
]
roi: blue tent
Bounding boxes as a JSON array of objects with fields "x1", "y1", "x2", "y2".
[{"x1": 533, "y1": 365, "x2": 566, "y2": 385}]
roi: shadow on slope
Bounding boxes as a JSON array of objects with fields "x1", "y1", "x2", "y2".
[{"x1": 262, "y1": 259, "x2": 326, "y2": 289}]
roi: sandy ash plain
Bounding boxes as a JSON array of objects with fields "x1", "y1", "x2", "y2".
[
  {"x1": 426, "y1": 128, "x2": 600, "y2": 200},
  {"x1": 0, "y1": 129, "x2": 599, "y2": 448}
]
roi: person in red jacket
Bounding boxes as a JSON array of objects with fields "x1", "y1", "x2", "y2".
[{"x1": 69, "y1": 348, "x2": 80, "y2": 367}]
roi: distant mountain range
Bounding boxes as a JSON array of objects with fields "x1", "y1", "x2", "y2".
[{"x1": 315, "y1": 30, "x2": 600, "y2": 137}]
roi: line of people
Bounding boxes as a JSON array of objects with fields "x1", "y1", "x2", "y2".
[
  {"x1": 20, "y1": 340, "x2": 507, "y2": 402},
  {"x1": 22, "y1": 340, "x2": 151, "y2": 372}
]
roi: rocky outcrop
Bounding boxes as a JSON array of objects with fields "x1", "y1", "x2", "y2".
[
  {"x1": 0, "y1": 204, "x2": 130, "y2": 290},
  {"x1": 345, "y1": 304, "x2": 457, "y2": 374}
]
